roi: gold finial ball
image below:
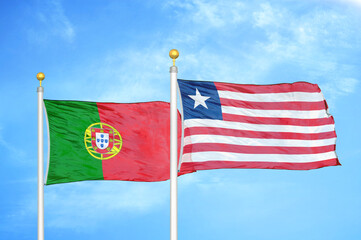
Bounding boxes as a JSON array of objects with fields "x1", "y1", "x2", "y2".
[
  {"x1": 36, "y1": 72, "x2": 45, "y2": 81},
  {"x1": 169, "y1": 49, "x2": 179, "y2": 60}
]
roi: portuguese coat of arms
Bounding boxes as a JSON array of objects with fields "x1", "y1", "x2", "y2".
[
  {"x1": 91, "y1": 127, "x2": 114, "y2": 153},
  {"x1": 84, "y1": 122, "x2": 122, "y2": 160}
]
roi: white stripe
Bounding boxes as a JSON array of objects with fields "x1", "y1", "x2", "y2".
[
  {"x1": 218, "y1": 90, "x2": 324, "y2": 102},
  {"x1": 184, "y1": 135, "x2": 336, "y2": 147},
  {"x1": 182, "y1": 151, "x2": 337, "y2": 163},
  {"x1": 184, "y1": 119, "x2": 335, "y2": 134},
  {"x1": 222, "y1": 106, "x2": 327, "y2": 119}
]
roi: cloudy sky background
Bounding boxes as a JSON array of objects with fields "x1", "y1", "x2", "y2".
[{"x1": 1, "y1": 0, "x2": 361, "y2": 239}]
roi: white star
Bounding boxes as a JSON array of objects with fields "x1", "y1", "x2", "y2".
[{"x1": 188, "y1": 88, "x2": 210, "y2": 109}]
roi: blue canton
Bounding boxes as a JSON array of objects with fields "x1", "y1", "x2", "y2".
[{"x1": 178, "y1": 79, "x2": 223, "y2": 120}]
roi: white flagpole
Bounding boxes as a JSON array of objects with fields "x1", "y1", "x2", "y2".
[
  {"x1": 37, "y1": 72, "x2": 45, "y2": 240},
  {"x1": 169, "y1": 49, "x2": 179, "y2": 240}
]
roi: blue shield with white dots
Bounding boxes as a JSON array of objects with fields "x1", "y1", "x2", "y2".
[{"x1": 95, "y1": 132, "x2": 109, "y2": 149}]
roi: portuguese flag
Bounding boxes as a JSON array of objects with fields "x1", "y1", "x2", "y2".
[{"x1": 44, "y1": 100, "x2": 187, "y2": 185}]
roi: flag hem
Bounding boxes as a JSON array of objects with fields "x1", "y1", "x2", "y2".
[
  {"x1": 177, "y1": 79, "x2": 319, "y2": 89},
  {"x1": 43, "y1": 99, "x2": 171, "y2": 105},
  {"x1": 43, "y1": 100, "x2": 51, "y2": 186},
  {"x1": 181, "y1": 159, "x2": 341, "y2": 171},
  {"x1": 177, "y1": 80, "x2": 185, "y2": 172}
]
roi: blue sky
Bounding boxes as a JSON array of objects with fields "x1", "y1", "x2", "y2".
[{"x1": 1, "y1": 0, "x2": 361, "y2": 239}]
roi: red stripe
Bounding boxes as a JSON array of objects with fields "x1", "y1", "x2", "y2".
[
  {"x1": 184, "y1": 127, "x2": 337, "y2": 140},
  {"x1": 180, "y1": 158, "x2": 341, "y2": 171},
  {"x1": 214, "y1": 81, "x2": 320, "y2": 93},
  {"x1": 183, "y1": 143, "x2": 336, "y2": 155},
  {"x1": 222, "y1": 114, "x2": 334, "y2": 126},
  {"x1": 220, "y1": 98, "x2": 327, "y2": 111}
]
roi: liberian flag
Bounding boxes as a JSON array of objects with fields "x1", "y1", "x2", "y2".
[{"x1": 178, "y1": 79, "x2": 340, "y2": 172}]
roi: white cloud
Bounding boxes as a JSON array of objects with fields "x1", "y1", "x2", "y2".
[
  {"x1": 9, "y1": 181, "x2": 168, "y2": 230},
  {"x1": 44, "y1": 182, "x2": 168, "y2": 229},
  {"x1": 249, "y1": 3, "x2": 361, "y2": 102},
  {"x1": 162, "y1": 1, "x2": 359, "y2": 88},
  {"x1": 43, "y1": 45, "x2": 175, "y2": 103},
  {"x1": 87, "y1": 47, "x2": 172, "y2": 103},
  {"x1": 333, "y1": 0, "x2": 361, "y2": 7},
  {"x1": 320, "y1": 77, "x2": 359, "y2": 108},
  {"x1": 3, "y1": 179, "x2": 169, "y2": 231},
  {"x1": 45, "y1": 1, "x2": 360, "y2": 113},
  {"x1": 178, "y1": 170, "x2": 294, "y2": 220},
  {"x1": 29, "y1": 0, "x2": 75, "y2": 43},
  {"x1": 253, "y1": 2, "x2": 284, "y2": 28},
  {"x1": 0, "y1": 127, "x2": 26, "y2": 161},
  {"x1": 338, "y1": 78, "x2": 358, "y2": 93},
  {"x1": 165, "y1": 0, "x2": 246, "y2": 28}
]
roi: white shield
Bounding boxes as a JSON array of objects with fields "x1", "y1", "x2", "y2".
[{"x1": 95, "y1": 132, "x2": 109, "y2": 149}]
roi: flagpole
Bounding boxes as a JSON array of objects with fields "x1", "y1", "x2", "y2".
[
  {"x1": 169, "y1": 49, "x2": 179, "y2": 240},
  {"x1": 37, "y1": 72, "x2": 45, "y2": 240}
]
